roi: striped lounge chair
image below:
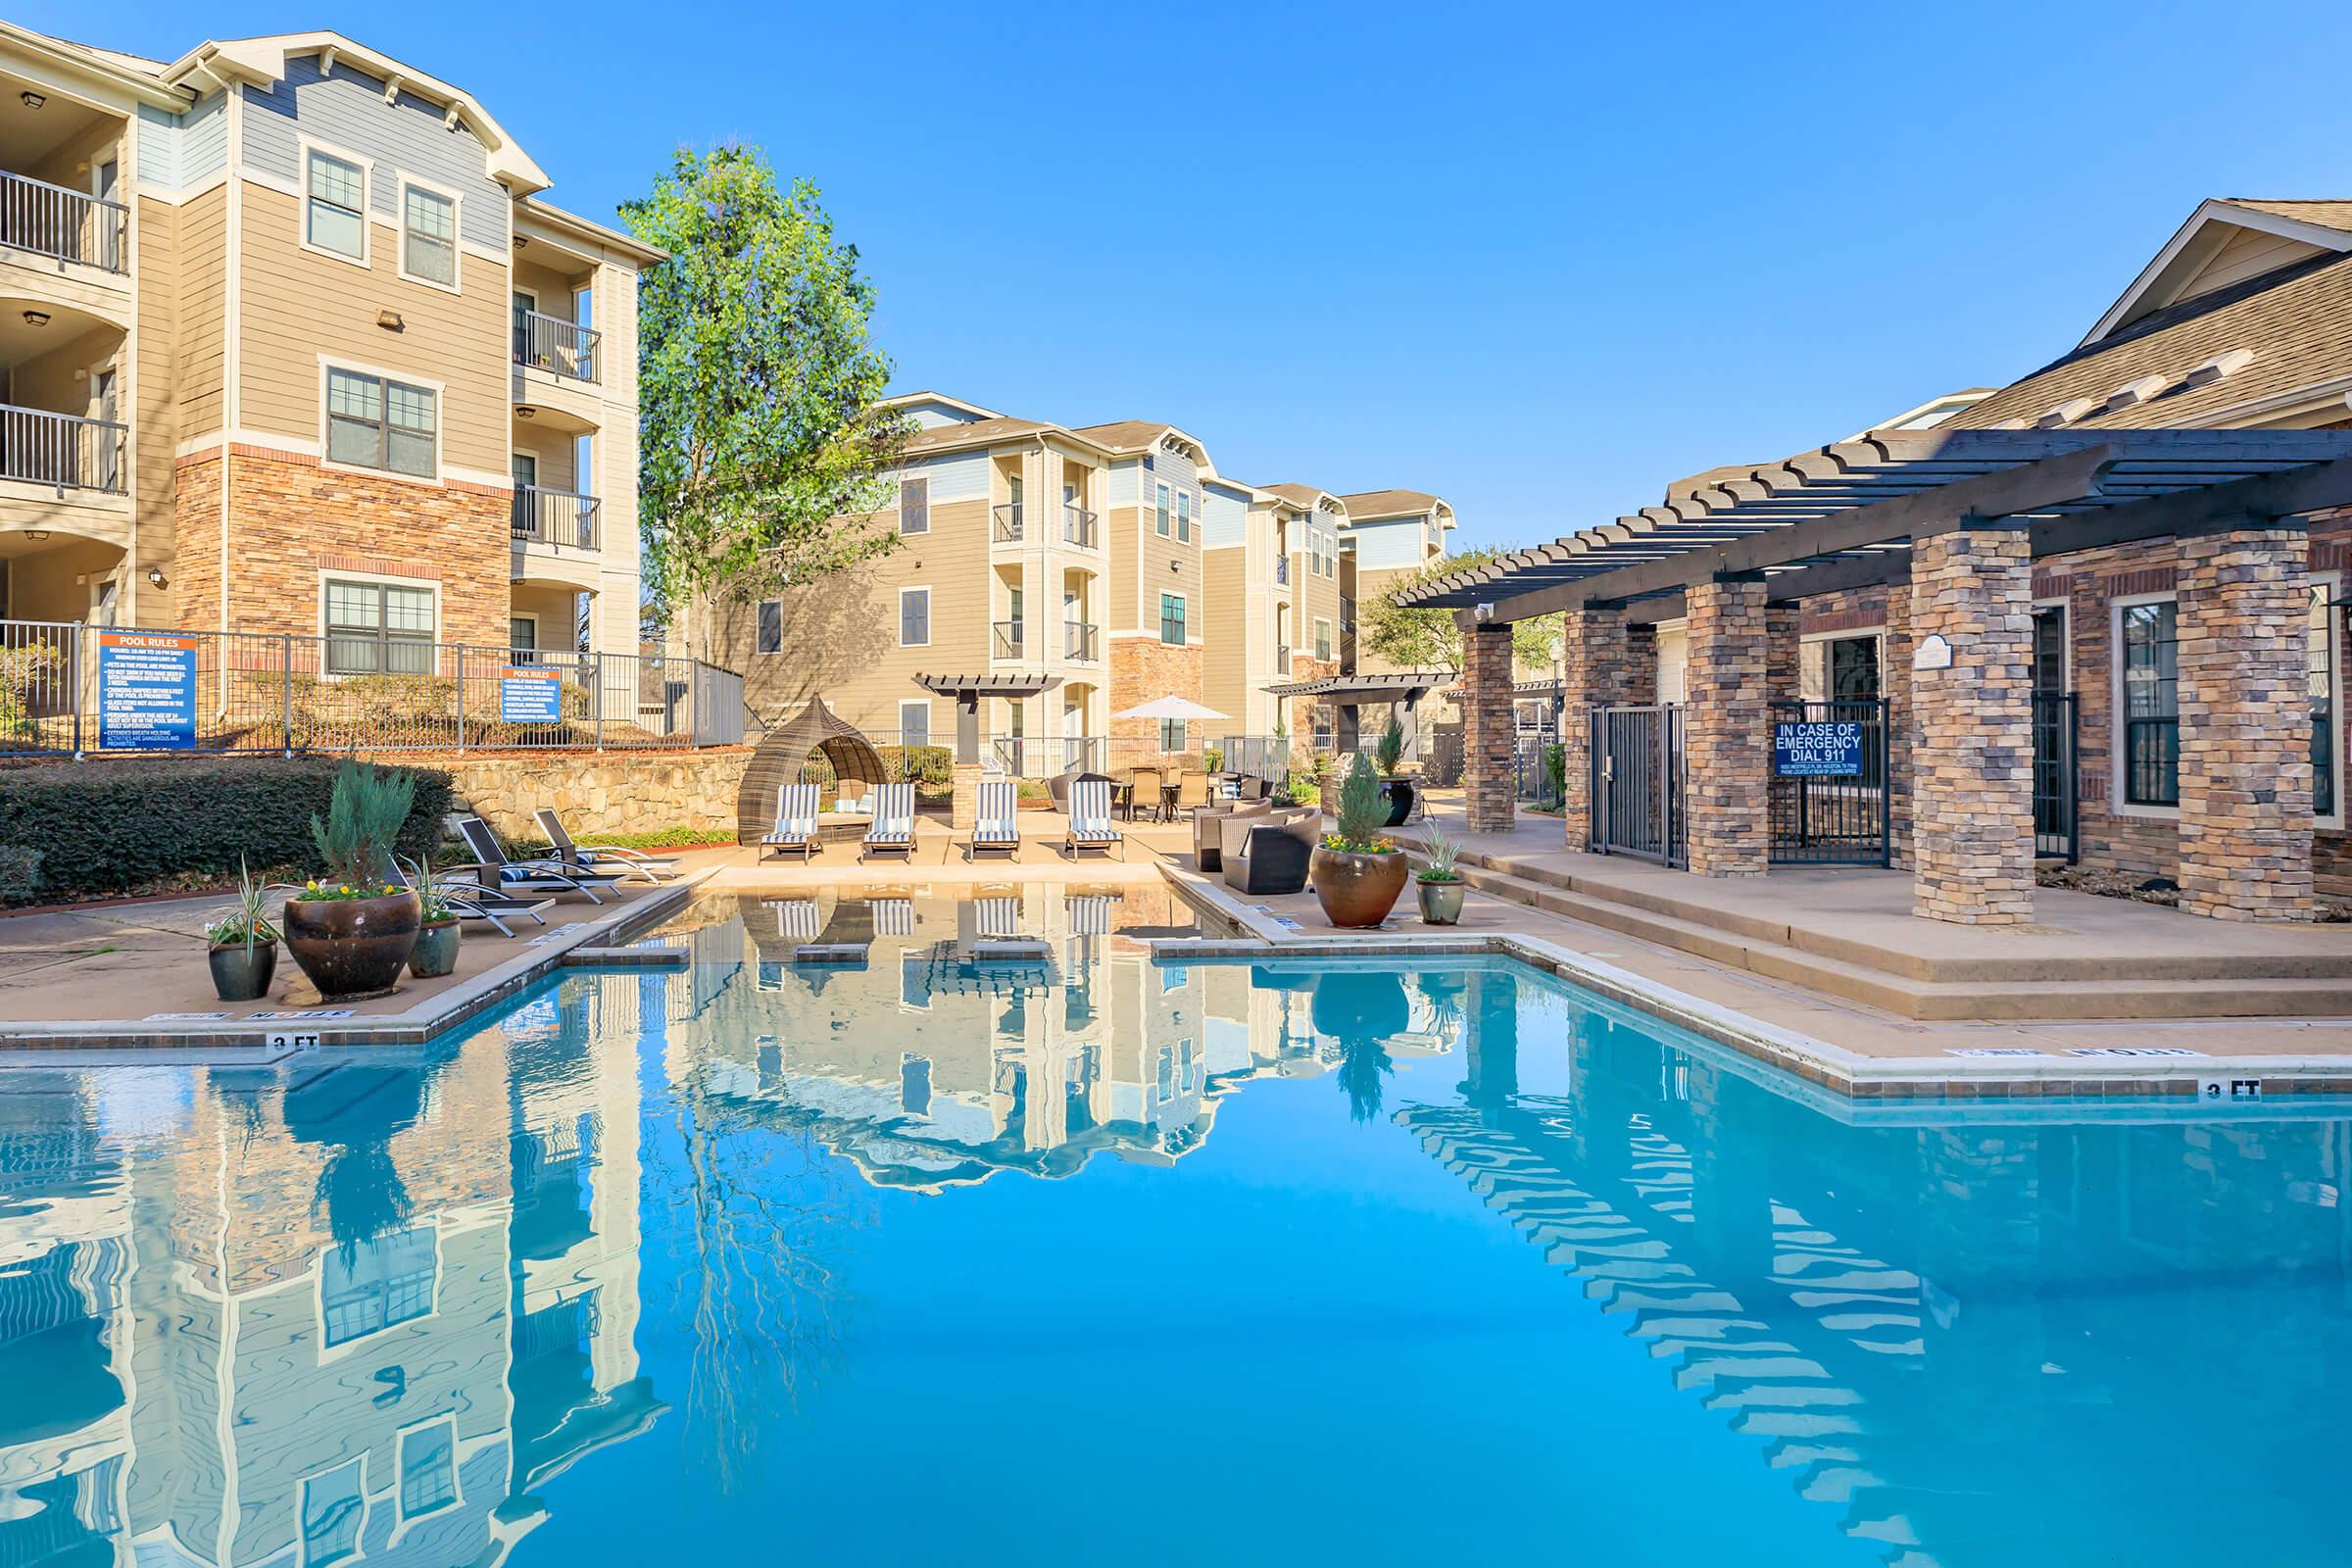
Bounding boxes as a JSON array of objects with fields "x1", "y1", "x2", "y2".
[
  {"x1": 1063, "y1": 777, "x2": 1123, "y2": 859},
  {"x1": 860, "y1": 782, "x2": 916, "y2": 861},
  {"x1": 962, "y1": 780, "x2": 1021, "y2": 861},
  {"x1": 762, "y1": 783, "x2": 821, "y2": 861}
]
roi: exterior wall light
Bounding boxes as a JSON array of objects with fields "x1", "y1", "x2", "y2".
[
  {"x1": 21, "y1": 311, "x2": 49, "y2": 327},
  {"x1": 20, "y1": 92, "x2": 44, "y2": 110}
]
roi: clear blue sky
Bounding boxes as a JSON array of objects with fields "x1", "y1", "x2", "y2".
[{"x1": 39, "y1": 0, "x2": 2352, "y2": 551}]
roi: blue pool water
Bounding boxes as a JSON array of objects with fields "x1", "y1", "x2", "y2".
[{"x1": 4, "y1": 883, "x2": 2351, "y2": 1566}]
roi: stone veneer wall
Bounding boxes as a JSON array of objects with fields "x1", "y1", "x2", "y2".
[
  {"x1": 2176, "y1": 525, "x2": 2315, "y2": 920},
  {"x1": 1683, "y1": 577, "x2": 1769, "y2": 876},
  {"x1": 1109, "y1": 635, "x2": 1206, "y2": 762},
  {"x1": 1908, "y1": 527, "x2": 2034, "y2": 923},
  {"x1": 383, "y1": 749, "x2": 753, "y2": 841},
  {"x1": 1557, "y1": 608, "x2": 1630, "y2": 848},
  {"x1": 1461, "y1": 624, "x2": 1516, "y2": 832}
]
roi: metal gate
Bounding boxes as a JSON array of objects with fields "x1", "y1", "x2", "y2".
[
  {"x1": 1589, "y1": 704, "x2": 1685, "y2": 865},
  {"x1": 1768, "y1": 699, "x2": 1888, "y2": 866},
  {"x1": 2033, "y1": 691, "x2": 2080, "y2": 863}
]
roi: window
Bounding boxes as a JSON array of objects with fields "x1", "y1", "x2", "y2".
[
  {"x1": 756, "y1": 600, "x2": 782, "y2": 656},
  {"x1": 509, "y1": 614, "x2": 536, "y2": 655},
  {"x1": 1829, "y1": 635, "x2": 1881, "y2": 701},
  {"x1": 2314, "y1": 582, "x2": 2335, "y2": 818},
  {"x1": 326, "y1": 368, "x2": 436, "y2": 477},
  {"x1": 305, "y1": 147, "x2": 366, "y2": 260},
  {"x1": 899, "y1": 699, "x2": 931, "y2": 749},
  {"x1": 401, "y1": 181, "x2": 456, "y2": 286},
  {"x1": 1155, "y1": 483, "x2": 1171, "y2": 537},
  {"x1": 399, "y1": 1421, "x2": 458, "y2": 1520},
  {"x1": 1159, "y1": 592, "x2": 1186, "y2": 646},
  {"x1": 325, "y1": 578, "x2": 435, "y2": 675},
  {"x1": 319, "y1": 1225, "x2": 436, "y2": 1346},
  {"x1": 1159, "y1": 716, "x2": 1186, "y2": 752},
  {"x1": 1312, "y1": 704, "x2": 1334, "y2": 750},
  {"x1": 1176, "y1": 491, "x2": 1192, "y2": 543},
  {"x1": 899, "y1": 587, "x2": 930, "y2": 647},
  {"x1": 1315, "y1": 618, "x2": 1333, "y2": 662},
  {"x1": 899, "y1": 475, "x2": 929, "y2": 535},
  {"x1": 2032, "y1": 606, "x2": 2067, "y2": 692},
  {"x1": 2120, "y1": 600, "x2": 2179, "y2": 808},
  {"x1": 302, "y1": 1460, "x2": 367, "y2": 1567}
]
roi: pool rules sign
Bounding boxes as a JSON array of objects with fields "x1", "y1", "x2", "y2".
[
  {"x1": 1773, "y1": 719, "x2": 1864, "y2": 777},
  {"x1": 97, "y1": 631, "x2": 198, "y2": 751}
]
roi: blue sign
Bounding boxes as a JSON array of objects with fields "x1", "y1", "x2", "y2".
[
  {"x1": 1774, "y1": 720, "x2": 1864, "y2": 777},
  {"x1": 500, "y1": 665, "x2": 562, "y2": 723},
  {"x1": 98, "y1": 631, "x2": 198, "y2": 751}
]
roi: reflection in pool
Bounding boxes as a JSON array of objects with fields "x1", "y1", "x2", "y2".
[{"x1": 3, "y1": 883, "x2": 2351, "y2": 1567}]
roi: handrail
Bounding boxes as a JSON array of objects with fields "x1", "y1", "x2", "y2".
[
  {"x1": 1062, "y1": 505, "x2": 1099, "y2": 548},
  {"x1": 992, "y1": 502, "x2": 1024, "y2": 542},
  {"x1": 512, "y1": 485, "x2": 602, "y2": 550},
  {"x1": 1063, "y1": 621, "x2": 1099, "y2": 661},
  {"x1": 0, "y1": 403, "x2": 126, "y2": 494},
  {"x1": 993, "y1": 618, "x2": 1024, "y2": 659},
  {"x1": 513, "y1": 309, "x2": 601, "y2": 384},
  {"x1": 0, "y1": 170, "x2": 127, "y2": 273}
]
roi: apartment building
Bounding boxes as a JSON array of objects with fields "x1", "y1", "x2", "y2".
[
  {"x1": 0, "y1": 24, "x2": 656, "y2": 667},
  {"x1": 1201, "y1": 480, "x2": 1347, "y2": 742},
  {"x1": 1337, "y1": 488, "x2": 1454, "y2": 674}
]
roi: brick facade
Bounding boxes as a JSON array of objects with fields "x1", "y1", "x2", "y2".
[
  {"x1": 1109, "y1": 634, "x2": 1206, "y2": 763},
  {"x1": 2176, "y1": 525, "x2": 2316, "y2": 920},
  {"x1": 1558, "y1": 608, "x2": 1630, "y2": 849},
  {"x1": 1908, "y1": 526, "x2": 2035, "y2": 924},
  {"x1": 1461, "y1": 623, "x2": 1516, "y2": 832},
  {"x1": 1684, "y1": 576, "x2": 1769, "y2": 876}
]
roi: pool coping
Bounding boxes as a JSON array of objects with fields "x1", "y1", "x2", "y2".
[
  {"x1": 0, "y1": 874, "x2": 705, "y2": 1055},
  {"x1": 1151, "y1": 864, "x2": 2352, "y2": 1103}
]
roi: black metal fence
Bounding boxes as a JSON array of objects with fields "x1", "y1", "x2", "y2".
[
  {"x1": 2034, "y1": 691, "x2": 2080, "y2": 863},
  {"x1": 1767, "y1": 699, "x2": 1888, "y2": 866},
  {"x1": 1590, "y1": 703, "x2": 1686, "y2": 865}
]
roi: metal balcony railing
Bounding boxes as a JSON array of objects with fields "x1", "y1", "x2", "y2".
[
  {"x1": 1064, "y1": 621, "x2": 1099, "y2": 661},
  {"x1": 993, "y1": 619, "x2": 1025, "y2": 659},
  {"x1": 1274, "y1": 553, "x2": 1290, "y2": 586},
  {"x1": 513, "y1": 310, "x2": 601, "y2": 383},
  {"x1": 1063, "y1": 505, "x2": 1099, "y2": 548},
  {"x1": 512, "y1": 485, "x2": 602, "y2": 550},
  {"x1": 0, "y1": 171, "x2": 127, "y2": 273},
  {"x1": 0, "y1": 404, "x2": 126, "y2": 494},
  {"x1": 993, "y1": 502, "x2": 1024, "y2": 542}
]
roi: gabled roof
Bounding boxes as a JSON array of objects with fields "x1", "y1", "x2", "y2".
[
  {"x1": 903, "y1": 416, "x2": 1058, "y2": 456},
  {"x1": 880, "y1": 390, "x2": 1004, "y2": 422},
  {"x1": 2080, "y1": 198, "x2": 2352, "y2": 348},
  {"x1": 1338, "y1": 489, "x2": 1453, "y2": 526},
  {"x1": 1262, "y1": 483, "x2": 1348, "y2": 516}
]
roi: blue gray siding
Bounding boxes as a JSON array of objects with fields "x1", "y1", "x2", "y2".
[
  {"x1": 902, "y1": 449, "x2": 988, "y2": 504},
  {"x1": 1200, "y1": 480, "x2": 1250, "y2": 547},
  {"x1": 135, "y1": 92, "x2": 226, "y2": 191}
]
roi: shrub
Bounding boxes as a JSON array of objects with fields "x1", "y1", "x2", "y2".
[
  {"x1": 874, "y1": 744, "x2": 954, "y2": 786},
  {"x1": 308, "y1": 760, "x2": 417, "y2": 891},
  {"x1": 1331, "y1": 753, "x2": 1393, "y2": 852},
  {"x1": 1374, "y1": 715, "x2": 1405, "y2": 777},
  {"x1": 1544, "y1": 742, "x2": 1567, "y2": 801},
  {"x1": 0, "y1": 757, "x2": 453, "y2": 904}
]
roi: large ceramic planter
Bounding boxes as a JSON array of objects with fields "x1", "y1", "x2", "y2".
[
  {"x1": 1417, "y1": 877, "x2": 1465, "y2": 926},
  {"x1": 1310, "y1": 847, "x2": 1408, "y2": 928},
  {"x1": 283, "y1": 892, "x2": 421, "y2": 1000},
  {"x1": 409, "y1": 919, "x2": 461, "y2": 980},
  {"x1": 1378, "y1": 778, "x2": 1415, "y2": 827},
  {"x1": 208, "y1": 941, "x2": 277, "y2": 1003}
]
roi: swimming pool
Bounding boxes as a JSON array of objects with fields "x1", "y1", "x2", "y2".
[{"x1": 3, "y1": 884, "x2": 2348, "y2": 1566}]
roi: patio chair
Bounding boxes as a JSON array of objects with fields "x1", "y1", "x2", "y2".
[
  {"x1": 1172, "y1": 770, "x2": 1211, "y2": 817},
  {"x1": 384, "y1": 856, "x2": 552, "y2": 938},
  {"x1": 761, "y1": 783, "x2": 822, "y2": 861},
  {"x1": 962, "y1": 779, "x2": 1021, "y2": 861},
  {"x1": 454, "y1": 816, "x2": 618, "y2": 904},
  {"x1": 1126, "y1": 766, "x2": 1163, "y2": 823},
  {"x1": 1064, "y1": 777, "x2": 1124, "y2": 859},
  {"x1": 533, "y1": 808, "x2": 677, "y2": 884},
  {"x1": 1221, "y1": 808, "x2": 1317, "y2": 897},
  {"x1": 860, "y1": 782, "x2": 916, "y2": 861}
]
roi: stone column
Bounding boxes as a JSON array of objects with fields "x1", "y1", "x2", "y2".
[
  {"x1": 1684, "y1": 575, "x2": 1770, "y2": 877},
  {"x1": 1558, "y1": 607, "x2": 1628, "y2": 850},
  {"x1": 2178, "y1": 522, "x2": 2314, "y2": 921},
  {"x1": 950, "y1": 761, "x2": 983, "y2": 831},
  {"x1": 1462, "y1": 622, "x2": 1516, "y2": 834},
  {"x1": 1909, "y1": 524, "x2": 2034, "y2": 924},
  {"x1": 1882, "y1": 585, "x2": 1916, "y2": 869}
]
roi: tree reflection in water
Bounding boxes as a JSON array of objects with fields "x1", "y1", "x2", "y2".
[{"x1": 1312, "y1": 970, "x2": 1409, "y2": 1123}]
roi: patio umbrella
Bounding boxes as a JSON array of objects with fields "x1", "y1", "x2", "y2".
[{"x1": 1113, "y1": 695, "x2": 1227, "y2": 721}]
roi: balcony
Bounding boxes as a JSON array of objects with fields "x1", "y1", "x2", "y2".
[
  {"x1": 512, "y1": 485, "x2": 601, "y2": 551},
  {"x1": 993, "y1": 619, "x2": 1025, "y2": 660},
  {"x1": 0, "y1": 405, "x2": 124, "y2": 495},
  {"x1": 993, "y1": 502, "x2": 1024, "y2": 542},
  {"x1": 1063, "y1": 621, "x2": 1099, "y2": 661},
  {"x1": 1277, "y1": 644, "x2": 1292, "y2": 671},
  {"x1": 1274, "y1": 553, "x2": 1290, "y2": 586},
  {"x1": 513, "y1": 310, "x2": 600, "y2": 384},
  {"x1": 1062, "y1": 505, "x2": 1099, "y2": 549},
  {"x1": 0, "y1": 172, "x2": 126, "y2": 275}
]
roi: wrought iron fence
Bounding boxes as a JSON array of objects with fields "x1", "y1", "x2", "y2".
[
  {"x1": 513, "y1": 310, "x2": 600, "y2": 383},
  {"x1": 1767, "y1": 698, "x2": 1889, "y2": 866},
  {"x1": 0, "y1": 617, "x2": 743, "y2": 757},
  {"x1": 0, "y1": 170, "x2": 127, "y2": 272},
  {"x1": 2034, "y1": 690, "x2": 2080, "y2": 863},
  {"x1": 0, "y1": 405, "x2": 126, "y2": 493},
  {"x1": 512, "y1": 485, "x2": 601, "y2": 550},
  {"x1": 1590, "y1": 704, "x2": 1686, "y2": 865}
]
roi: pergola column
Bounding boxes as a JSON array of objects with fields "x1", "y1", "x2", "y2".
[
  {"x1": 1909, "y1": 522, "x2": 2034, "y2": 923},
  {"x1": 1558, "y1": 607, "x2": 1628, "y2": 850},
  {"x1": 2178, "y1": 520, "x2": 2315, "y2": 920},
  {"x1": 1462, "y1": 622, "x2": 1516, "y2": 834},
  {"x1": 951, "y1": 691, "x2": 983, "y2": 831},
  {"x1": 1684, "y1": 574, "x2": 1770, "y2": 877}
]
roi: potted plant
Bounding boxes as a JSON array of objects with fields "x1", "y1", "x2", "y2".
[
  {"x1": 204, "y1": 856, "x2": 280, "y2": 1002},
  {"x1": 404, "y1": 856, "x2": 462, "y2": 979},
  {"x1": 1309, "y1": 753, "x2": 1409, "y2": 928},
  {"x1": 282, "y1": 761, "x2": 423, "y2": 1001},
  {"x1": 1203, "y1": 743, "x2": 1224, "y2": 775},
  {"x1": 1374, "y1": 715, "x2": 1414, "y2": 826},
  {"x1": 1416, "y1": 823, "x2": 1466, "y2": 925}
]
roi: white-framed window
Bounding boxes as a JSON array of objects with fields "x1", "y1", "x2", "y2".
[
  {"x1": 1314, "y1": 617, "x2": 1333, "y2": 662},
  {"x1": 1176, "y1": 491, "x2": 1192, "y2": 543},
  {"x1": 1159, "y1": 716, "x2": 1186, "y2": 752},
  {"x1": 898, "y1": 697, "x2": 932, "y2": 749},
  {"x1": 756, "y1": 600, "x2": 783, "y2": 656},
  {"x1": 324, "y1": 363, "x2": 438, "y2": 479},
  {"x1": 1155, "y1": 483, "x2": 1171, "y2": 537},
  {"x1": 899, "y1": 474, "x2": 929, "y2": 534},
  {"x1": 899, "y1": 587, "x2": 931, "y2": 647},
  {"x1": 323, "y1": 575, "x2": 436, "y2": 676},
  {"x1": 508, "y1": 612, "x2": 537, "y2": 655},
  {"x1": 1798, "y1": 626, "x2": 1886, "y2": 703},
  {"x1": 398, "y1": 175, "x2": 459, "y2": 290},
  {"x1": 2113, "y1": 594, "x2": 2179, "y2": 813},
  {"x1": 303, "y1": 142, "x2": 368, "y2": 264},
  {"x1": 1159, "y1": 591, "x2": 1186, "y2": 647},
  {"x1": 300, "y1": 1456, "x2": 368, "y2": 1568},
  {"x1": 396, "y1": 1417, "x2": 460, "y2": 1523}
]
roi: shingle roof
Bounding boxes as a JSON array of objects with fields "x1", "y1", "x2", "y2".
[
  {"x1": 1262, "y1": 483, "x2": 1331, "y2": 509},
  {"x1": 1954, "y1": 249, "x2": 2352, "y2": 431},
  {"x1": 903, "y1": 416, "x2": 1056, "y2": 454},
  {"x1": 1337, "y1": 488, "x2": 1443, "y2": 519},
  {"x1": 2220, "y1": 199, "x2": 2352, "y2": 233},
  {"x1": 1065, "y1": 420, "x2": 1171, "y2": 453}
]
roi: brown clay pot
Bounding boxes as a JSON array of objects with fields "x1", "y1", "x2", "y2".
[
  {"x1": 283, "y1": 891, "x2": 422, "y2": 1000},
  {"x1": 1310, "y1": 847, "x2": 1409, "y2": 928}
]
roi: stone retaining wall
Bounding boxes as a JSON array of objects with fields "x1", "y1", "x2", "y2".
[{"x1": 368, "y1": 749, "x2": 753, "y2": 841}]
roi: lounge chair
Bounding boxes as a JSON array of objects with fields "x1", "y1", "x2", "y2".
[
  {"x1": 860, "y1": 782, "x2": 916, "y2": 861},
  {"x1": 454, "y1": 816, "x2": 618, "y2": 904},
  {"x1": 384, "y1": 856, "x2": 552, "y2": 938},
  {"x1": 762, "y1": 783, "x2": 822, "y2": 861},
  {"x1": 1064, "y1": 777, "x2": 1124, "y2": 859},
  {"x1": 962, "y1": 779, "x2": 1020, "y2": 861},
  {"x1": 533, "y1": 808, "x2": 677, "y2": 883}
]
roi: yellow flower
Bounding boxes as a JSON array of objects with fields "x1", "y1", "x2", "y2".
[
  {"x1": 338, "y1": 884, "x2": 350, "y2": 895},
  {"x1": 306, "y1": 879, "x2": 318, "y2": 890}
]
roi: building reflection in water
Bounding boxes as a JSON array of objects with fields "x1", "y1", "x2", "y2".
[{"x1": 4, "y1": 890, "x2": 2352, "y2": 1566}]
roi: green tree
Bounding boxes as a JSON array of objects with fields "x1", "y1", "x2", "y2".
[
  {"x1": 1356, "y1": 548, "x2": 1563, "y2": 670},
  {"x1": 624, "y1": 145, "x2": 911, "y2": 653}
]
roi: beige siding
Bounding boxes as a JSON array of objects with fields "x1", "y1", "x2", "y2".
[
  {"x1": 1133, "y1": 499, "x2": 1200, "y2": 637},
  {"x1": 1201, "y1": 544, "x2": 1246, "y2": 721},
  {"x1": 133, "y1": 191, "x2": 178, "y2": 615},
  {"x1": 1106, "y1": 505, "x2": 1142, "y2": 628},
  {"x1": 235, "y1": 181, "x2": 509, "y2": 472},
  {"x1": 174, "y1": 184, "x2": 226, "y2": 441}
]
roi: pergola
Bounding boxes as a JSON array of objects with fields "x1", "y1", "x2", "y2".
[
  {"x1": 913, "y1": 672, "x2": 1063, "y2": 825},
  {"x1": 1405, "y1": 427, "x2": 2352, "y2": 924},
  {"x1": 1263, "y1": 669, "x2": 1452, "y2": 757}
]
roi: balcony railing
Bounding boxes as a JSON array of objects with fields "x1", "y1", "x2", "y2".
[
  {"x1": 1064, "y1": 621, "x2": 1099, "y2": 661},
  {"x1": 1277, "y1": 644, "x2": 1292, "y2": 670},
  {"x1": 993, "y1": 619, "x2": 1025, "y2": 660},
  {"x1": 513, "y1": 310, "x2": 601, "y2": 384},
  {"x1": 0, "y1": 171, "x2": 127, "y2": 274},
  {"x1": 0, "y1": 405, "x2": 126, "y2": 494},
  {"x1": 993, "y1": 502, "x2": 1024, "y2": 542},
  {"x1": 1274, "y1": 553, "x2": 1290, "y2": 586},
  {"x1": 512, "y1": 485, "x2": 602, "y2": 550},
  {"x1": 1062, "y1": 505, "x2": 1099, "y2": 548}
]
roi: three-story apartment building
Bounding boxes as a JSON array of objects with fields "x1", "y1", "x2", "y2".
[
  {"x1": 0, "y1": 24, "x2": 655, "y2": 667},
  {"x1": 1202, "y1": 481, "x2": 1346, "y2": 741}
]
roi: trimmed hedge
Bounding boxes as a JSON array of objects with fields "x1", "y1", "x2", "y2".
[{"x1": 0, "y1": 758, "x2": 454, "y2": 904}]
